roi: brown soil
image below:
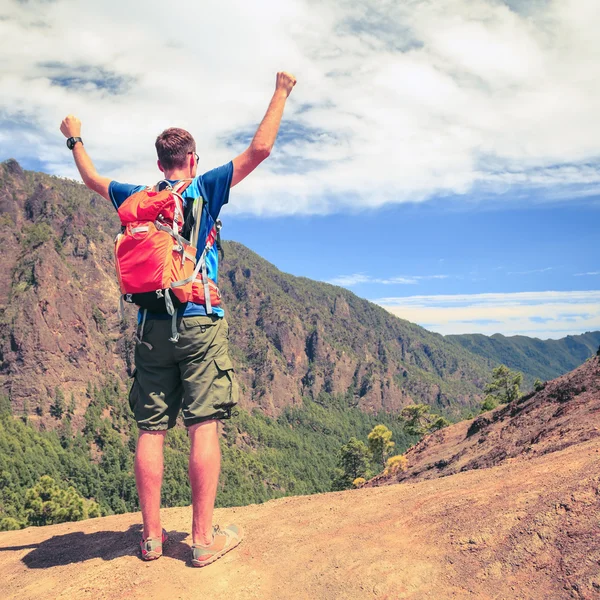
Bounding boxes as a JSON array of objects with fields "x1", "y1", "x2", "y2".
[{"x1": 2, "y1": 437, "x2": 600, "y2": 600}]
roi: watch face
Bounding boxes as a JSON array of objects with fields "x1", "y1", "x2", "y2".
[{"x1": 67, "y1": 137, "x2": 81, "y2": 150}]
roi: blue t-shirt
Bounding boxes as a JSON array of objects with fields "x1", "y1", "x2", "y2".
[{"x1": 110, "y1": 162, "x2": 233, "y2": 319}]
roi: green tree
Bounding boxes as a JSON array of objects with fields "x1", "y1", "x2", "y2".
[
  {"x1": 68, "y1": 393, "x2": 76, "y2": 417},
  {"x1": 481, "y1": 365, "x2": 523, "y2": 412},
  {"x1": 331, "y1": 437, "x2": 371, "y2": 491},
  {"x1": 24, "y1": 475, "x2": 100, "y2": 527},
  {"x1": 480, "y1": 397, "x2": 497, "y2": 412},
  {"x1": 399, "y1": 404, "x2": 450, "y2": 438},
  {"x1": 0, "y1": 394, "x2": 11, "y2": 417},
  {"x1": 533, "y1": 378, "x2": 545, "y2": 392},
  {"x1": 0, "y1": 517, "x2": 23, "y2": 531},
  {"x1": 21, "y1": 399, "x2": 29, "y2": 424},
  {"x1": 367, "y1": 424, "x2": 395, "y2": 468},
  {"x1": 50, "y1": 387, "x2": 66, "y2": 419}
]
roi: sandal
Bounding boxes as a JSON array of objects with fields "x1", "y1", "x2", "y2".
[
  {"x1": 191, "y1": 524, "x2": 243, "y2": 567},
  {"x1": 140, "y1": 528, "x2": 168, "y2": 561}
]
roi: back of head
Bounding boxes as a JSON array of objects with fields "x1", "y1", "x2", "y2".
[{"x1": 155, "y1": 128, "x2": 196, "y2": 171}]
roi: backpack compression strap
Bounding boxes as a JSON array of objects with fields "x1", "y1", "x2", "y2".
[{"x1": 168, "y1": 219, "x2": 222, "y2": 342}]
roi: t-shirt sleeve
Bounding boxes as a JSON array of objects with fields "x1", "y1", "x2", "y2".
[
  {"x1": 199, "y1": 162, "x2": 233, "y2": 220},
  {"x1": 109, "y1": 181, "x2": 145, "y2": 210}
]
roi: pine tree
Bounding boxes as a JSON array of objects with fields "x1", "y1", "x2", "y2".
[
  {"x1": 0, "y1": 393, "x2": 11, "y2": 416},
  {"x1": 367, "y1": 425, "x2": 395, "y2": 468},
  {"x1": 68, "y1": 393, "x2": 76, "y2": 417},
  {"x1": 399, "y1": 404, "x2": 449, "y2": 438},
  {"x1": 24, "y1": 475, "x2": 100, "y2": 526},
  {"x1": 481, "y1": 365, "x2": 522, "y2": 411},
  {"x1": 331, "y1": 438, "x2": 371, "y2": 490},
  {"x1": 50, "y1": 387, "x2": 66, "y2": 419}
]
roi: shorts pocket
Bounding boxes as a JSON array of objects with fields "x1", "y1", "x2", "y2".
[{"x1": 212, "y1": 354, "x2": 239, "y2": 410}]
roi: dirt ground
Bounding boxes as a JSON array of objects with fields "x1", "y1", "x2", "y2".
[{"x1": 2, "y1": 438, "x2": 599, "y2": 600}]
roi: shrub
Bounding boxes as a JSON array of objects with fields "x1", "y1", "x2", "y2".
[
  {"x1": 23, "y1": 223, "x2": 53, "y2": 248},
  {"x1": 0, "y1": 517, "x2": 24, "y2": 531},
  {"x1": 384, "y1": 454, "x2": 408, "y2": 476},
  {"x1": 24, "y1": 475, "x2": 100, "y2": 526}
]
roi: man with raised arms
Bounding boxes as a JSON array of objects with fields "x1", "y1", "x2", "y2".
[{"x1": 60, "y1": 71, "x2": 297, "y2": 566}]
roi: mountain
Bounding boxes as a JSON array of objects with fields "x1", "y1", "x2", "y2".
[
  {"x1": 0, "y1": 159, "x2": 495, "y2": 422},
  {"x1": 447, "y1": 331, "x2": 600, "y2": 386},
  {"x1": 367, "y1": 354, "x2": 600, "y2": 486}
]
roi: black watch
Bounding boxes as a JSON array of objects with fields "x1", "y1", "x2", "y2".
[{"x1": 66, "y1": 137, "x2": 83, "y2": 150}]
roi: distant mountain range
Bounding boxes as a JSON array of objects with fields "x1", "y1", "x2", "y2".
[
  {"x1": 447, "y1": 331, "x2": 600, "y2": 386},
  {"x1": 1, "y1": 158, "x2": 598, "y2": 422}
]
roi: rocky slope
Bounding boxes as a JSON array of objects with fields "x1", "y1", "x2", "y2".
[
  {"x1": 0, "y1": 159, "x2": 493, "y2": 420},
  {"x1": 1, "y1": 435, "x2": 599, "y2": 599},
  {"x1": 367, "y1": 354, "x2": 600, "y2": 486}
]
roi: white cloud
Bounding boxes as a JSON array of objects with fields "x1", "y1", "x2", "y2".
[
  {"x1": 1, "y1": 0, "x2": 600, "y2": 215},
  {"x1": 507, "y1": 267, "x2": 553, "y2": 275},
  {"x1": 328, "y1": 273, "x2": 448, "y2": 286},
  {"x1": 375, "y1": 290, "x2": 600, "y2": 338},
  {"x1": 575, "y1": 271, "x2": 600, "y2": 276}
]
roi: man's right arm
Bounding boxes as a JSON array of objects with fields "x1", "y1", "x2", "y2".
[
  {"x1": 60, "y1": 115, "x2": 111, "y2": 201},
  {"x1": 230, "y1": 71, "x2": 297, "y2": 188}
]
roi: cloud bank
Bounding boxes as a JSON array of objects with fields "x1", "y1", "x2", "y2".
[
  {"x1": 1, "y1": 0, "x2": 600, "y2": 215},
  {"x1": 375, "y1": 290, "x2": 600, "y2": 338}
]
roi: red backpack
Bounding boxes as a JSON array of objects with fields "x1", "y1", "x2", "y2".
[{"x1": 114, "y1": 179, "x2": 221, "y2": 342}]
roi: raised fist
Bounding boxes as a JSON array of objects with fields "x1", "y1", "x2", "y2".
[
  {"x1": 276, "y1": 72, "x2": 297, "y2": 97},
  {"x1": 60, "y1": 115, "x2": 81, "y2": 138}
]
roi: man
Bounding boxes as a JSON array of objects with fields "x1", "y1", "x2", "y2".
[{"x1": 60, "y1": 71, "x2": 297, "y2": 566}]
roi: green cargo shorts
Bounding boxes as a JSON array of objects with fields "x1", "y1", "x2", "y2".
[{"x1": 128, "y1": 315, "x2": 239, "y2": 431}]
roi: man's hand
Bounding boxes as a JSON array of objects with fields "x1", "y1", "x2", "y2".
[
  {"x1": 60, "y1": 115, "x2": 82, "y2": 139},
  {"x1": 275, "y1": 71, "x2": 297, "y2": 98}
]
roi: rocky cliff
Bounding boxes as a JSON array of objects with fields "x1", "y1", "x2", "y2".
[{"x1": 0, "y1": 160, "x2": 494, "y2": 421}]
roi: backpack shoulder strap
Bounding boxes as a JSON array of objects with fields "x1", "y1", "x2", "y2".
[{"x1": 174, "y1": 179, "x2": 192, "y2": 195}]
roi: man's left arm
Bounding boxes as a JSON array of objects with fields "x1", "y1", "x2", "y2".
[{"x1": 230, "y1": 71, "x2": 297, "y2": 188}]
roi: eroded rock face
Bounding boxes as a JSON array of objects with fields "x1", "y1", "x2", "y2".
[
  {"x1": 0, "y1": 162, "x2": 134, "y2": 415},
  {"x1": 1, "y1": 161, "x2": 490, "y2": 421}
]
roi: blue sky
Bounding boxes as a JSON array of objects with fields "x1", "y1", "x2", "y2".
[
  {"x1": 1, "y1": 0, "x2": 599, "y2": 338},
  {"x1": 222, "y1": 197, "x2": 600, "y2": 337}
]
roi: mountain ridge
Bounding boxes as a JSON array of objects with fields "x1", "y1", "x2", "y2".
[
  {"x1": 1, "y1": 159, "x2": 598, "y2": 424},
  {"x1": 447, "y1": 330, "x2": 600, "y2": 385},
  {"x1": 0, "y1": 159, "x2": 489, "y2": 421}
]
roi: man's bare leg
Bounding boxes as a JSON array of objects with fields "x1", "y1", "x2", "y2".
[
  {"x1": 188, "y1": 420, "x2": 221, "y2": 545},
  {"x1": 135, "y1": 430, "x2": 167, "y2": 540}
]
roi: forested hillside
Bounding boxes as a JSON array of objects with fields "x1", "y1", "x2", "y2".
[
  {"x1": 447, "y1": 331, "x2": 600, "y2": 386},
  {"x1": 0, "y1": 382, "x2": 411, "y2": 529}
]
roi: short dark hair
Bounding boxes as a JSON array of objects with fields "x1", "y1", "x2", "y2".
[{"x1": 155, "y1": 127, "x2": 196, "y2": 170}]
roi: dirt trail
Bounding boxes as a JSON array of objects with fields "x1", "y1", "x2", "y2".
[{"x1": 2, "y1": 438, "x2": 599, "y2": 600}]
